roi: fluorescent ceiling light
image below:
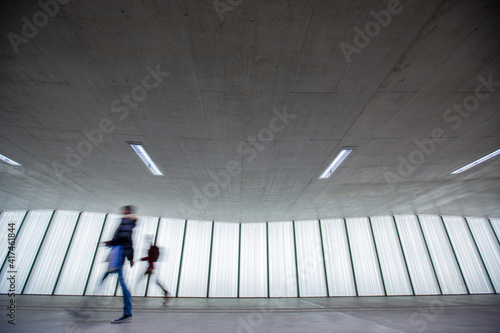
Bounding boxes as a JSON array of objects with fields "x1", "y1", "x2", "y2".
[
  {"x1": 128, "y1": 143, "x2": 163, "y2": 176},
  {"x1": 0, "y1": 153, "x2": 21, "y2": 166},
  {"x1": 319, "y1": 147, "x2": 354, "y2": 179},
  {"x1": 450, "y1": 148, "x2": 500, "y2": 174}
]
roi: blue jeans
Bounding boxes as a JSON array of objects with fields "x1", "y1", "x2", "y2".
[
  {"x1": 102, "y1": 267, "x2": 132, "y2": 315},
  {"x1": 117, "y1": 267, "x2": 132, "y2": 315}
]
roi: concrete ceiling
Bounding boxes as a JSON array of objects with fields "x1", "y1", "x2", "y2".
[{"x1": 0, "y1": 0, "x2": 499, "y2": 222}]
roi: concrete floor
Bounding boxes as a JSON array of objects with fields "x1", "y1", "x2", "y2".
[{"x1": 1, "y1": 294, "x2": 500, "y2": 332}]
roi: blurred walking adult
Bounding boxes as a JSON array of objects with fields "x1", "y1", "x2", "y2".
[{"x1": 103, "y1": 205, "x2": 137, "y2": 324}]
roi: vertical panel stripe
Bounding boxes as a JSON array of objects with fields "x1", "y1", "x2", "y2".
[
  {"x1": 416, "y1": 215, "x2": 442, "y2": 295},
  {"x1": 237, "y1": 223, "x2": 241, "y2": 298},
  {"x1": 369, "y1": 218, "x2": 387, "y2": 296},
  {"x1": 52, "y1": 212, "x2": 82, "y2": 295},
  {"x1": 145, "y1": 217, "x2": 161, "y2": 296},
  {"x1": 266, "y1": 222, "x2": 270, "y2": 298},
  {"x1": 206, "y1": 221, "x2": 215, "y2": 297},
  {"x1": 344, "y1": 218, "x2": 358, "y2": 296},
  {"x1": 175, "y1": 220, "x2": 188, "y2": 297},
  {"x1": 440, "y1": 216, "x2": 470, "y2": 294},
  {"x1": 392, "y1": 216, "x2": 415, "y2": 295},
  {"x1": 292, "y1": 221, "x2": 300, "y2": 297},
  {"x1": 318, "y1": 220, "x2": 330, "y2": 297},
  {"x1": 465, "y1": 218, "x2": 496, "y2": 293},
  {"x1": 83, "y1": 213, "x2": 108, "y2": 295},
  {"x1": 488, "y1": 219, "x2": 500, "y2": 246},
  {"x1": 21, "y1": 210, "x2": 56, "y2": 294}
]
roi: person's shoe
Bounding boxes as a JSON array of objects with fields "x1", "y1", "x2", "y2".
[
  {"x1": 111, "y1": 314, "x2": 132, "y2": 324},
  {"x1": 162, "y1": 292, "x2": 170, "y2": 305},
  {"x1": 162, "y1": 290, "x2": 171, "y2": 305}
]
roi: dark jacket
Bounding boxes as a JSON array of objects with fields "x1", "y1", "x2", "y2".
[{"x1": 107, "y1": 215, "x2": 137, "y2": 263}]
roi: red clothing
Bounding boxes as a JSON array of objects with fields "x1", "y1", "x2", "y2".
[{"x1": 141, "y1": 245, "x2": 159, "y2": 270}]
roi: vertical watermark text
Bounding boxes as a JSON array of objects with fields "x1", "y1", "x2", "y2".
[{"x1": 6, "y1": 221, "x2": 16, "y2": 325}]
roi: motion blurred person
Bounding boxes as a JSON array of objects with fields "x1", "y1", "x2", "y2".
[
  {"x1": 141, "y1": 235, "x2": 159, "y2": 275},
  {"x1": 139, "y1": 235, "x2": 170, "y2": 304},
  {"x1": 103, "y1": 205, "x2": 137, "y2": 323}
]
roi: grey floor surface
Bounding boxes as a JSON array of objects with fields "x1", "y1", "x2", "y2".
[{"x1": 1, "y1": 294, "x2": 499, "y2": 332}]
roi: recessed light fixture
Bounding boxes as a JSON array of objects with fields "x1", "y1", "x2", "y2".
[
  {"x1": 319, "y1": 147, "x2": 355, "y2": 179},
  {"x1": 128, "y1": 142, "x2": 163, "y2": 176},
  {"x1": 0, "y1": 153, "x2": 22, "y2": 166},
  {"x1": 450, "y1": 148, "x2": 500, "y2": 174}
]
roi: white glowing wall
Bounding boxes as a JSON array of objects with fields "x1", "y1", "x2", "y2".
[
  {"x1": 442, "y1": 216, "x2": 494, "y2": 293},
  {"x1": 395, "y1": 215, "x2": 441, "y2": 295},
  {"x1": 177, "y1": 220, "x2": 212, "y2": 297},
  {"x1": 466, "y1": 217, "x2": 500, "y2": 293},
  {"x1": 209, "y1": 222, "x2": 239, "y2": 297},
  {"x1": 147, "y1": 218, "x2": 185, "y2": 297},
  {"x1": 320, "y1": 219, "x2": 356, "y2": 296},
  {"x1": 370, "y1": 216, "x2": 413, "y2": 296},
  {"x1": 23, "y1": 210, "x2": 80, "y2": 295},
  {"x1": 346, "y1": 217, "x2": 385, "y2": 296},
  {"x1": 239, "y1": 223, "x2": 267, "y2": 297},
  {"x1": 268, "y1": 221, "x2": 297, "y2": 297},
  {"x1": 294, "y1": 220, "x2": 327, "y2": 297},
  {"x1": 1, "y1": 210, "x2": 499, "y2": 298},
  {"x1": 0, "y1": 210, "x2": 53, "y2": 293},
  {"x1": 418, "y1": 214, "x2": 467, "y2": 294},
  {"x1": 54, "y1": 212, "x2": 106, "y2": 295}
]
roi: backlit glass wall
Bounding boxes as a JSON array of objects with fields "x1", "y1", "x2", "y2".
[{"x1": 1, "y1": 210, "x2": 499, "y2": 298}]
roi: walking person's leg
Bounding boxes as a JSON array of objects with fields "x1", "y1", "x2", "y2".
[
  {"x1": 156, "y1": 279, "x2": 170, "y2": 304},
  {"x1": 101, "y1": 271, "x2": 110, "y2": 284},
  {"x1": 111, "y1": 267, "x2": 132, "y2": 323}
]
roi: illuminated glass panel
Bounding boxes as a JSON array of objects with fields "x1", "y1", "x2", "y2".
[
  {"x1": 0, "y1": 211, "x2": 27, "y2": 268},
  {"x1": 394, "y1": 215, "x2": 440, "y2": 295},
  {"x1": 240, "y1": 223, "x2": 267, "y2": 297},
  {"x1": 295, "y1": 220, "x2": 327, "y2": 297},
  {"x1": 54, "y1": 212, "x2": 106, "y2": 295},
  {"x1": 85, "y1": 214, "x2": 121, "y2": 295},
  {"x1": 418, "y1": 215, "x2": 467, "y2": 294},
  {"x1": 467, "y1": 217, "x2": 500, "y2": 293},
  {"x1": 23, "y1": 211, "x2": 80, "y2": 294},
  {"x1": 0, "y1": 210, "x2": 53, "y2": 293},
  {"x1": 147, "y1": 218, "x2": 186, "y2": 297},
  {"x1": 6, "y1": 210, "x2": 500, "y2": 299},
  {"x1": 208, "y1": 222, "x2": 239, "y2": 297},
  {"x1": 320, "y1": 219, "x2": 356, "y2": 296},
  {"x1": 346, "y1": 217, "x2": 384, "y2": 296},
  {"x1": 268, "y1": 221, "x2": 297, "y2": 297},
  {"x1": 370, "y1": 216, "x2": 412, "y2": 295},
  {"x1": 117, "y1": 216, "x2": 159, "y2": 297},
  {"x1": 177, "y1": 220, "x2": 212, "y2": 297},
  {"x1": 442, "y1": 216, "x2": 493, "y2": 293},
  {"x1": 490, "y1": 219, "x2": 500, "y2": 240}
]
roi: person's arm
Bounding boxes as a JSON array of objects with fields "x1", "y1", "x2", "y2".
[
  {"x1": 103, "y1": 239, "x2": 118, "y2": 246},
  {"x1": 126, "y1": 248, "x2": 134, "y2": 267},
  {"x1": 102, "y1": 222, "x2": 122, "y2": 246}
]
